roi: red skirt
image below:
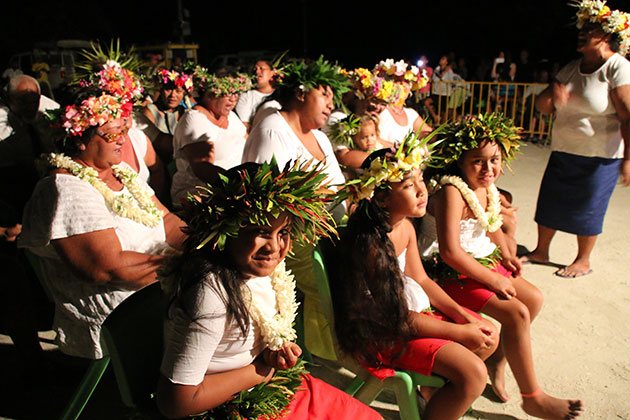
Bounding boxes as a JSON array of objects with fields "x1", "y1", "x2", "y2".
[
  {"x1": 365, "y1": 309, "x2": 481, "y2": 380},
  {"x1": 439, "y1": 264, "x2": 512, "y2": 311},
  {"x1": 282, "y1": 374, "x2": 380, "y2": 419}
]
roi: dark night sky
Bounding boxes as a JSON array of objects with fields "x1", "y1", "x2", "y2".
[{"x1": 1, "y1": 0, "x2": 628, "y2": 74}]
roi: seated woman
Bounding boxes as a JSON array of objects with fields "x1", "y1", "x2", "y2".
[
  {"x1": 157, "y1": 160, "x2": 379, "y2": 419},
  {"x1": 18, "y1": 87, "x2": 187, "y2": 360},
  {"x1": 138, "y1": 67, "x2": 194, "y2": 165},
  {"x1": 70, "y1": 43, "x2": 169, "y2": 206},
  {"x1": 170, "y1": 67, "x2": 251, "y2": 207},
  {"x1": 242, "y1": 56, "x2": 350, "y2": 360}
]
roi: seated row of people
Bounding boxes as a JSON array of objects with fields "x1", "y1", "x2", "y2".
[{"x1": 4, "y1": 44, "x2": 581, "y2": 419}]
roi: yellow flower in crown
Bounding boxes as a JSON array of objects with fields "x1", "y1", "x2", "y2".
[
  {"x1": 339, "y1": 129, "x2": 442, "y2": 203},
  {"x1": 572, "y1": 0, "x2": 630, "y2": 55}
]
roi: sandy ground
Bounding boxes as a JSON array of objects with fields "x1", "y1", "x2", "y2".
[{"x1": 0, "y1": 143, "x2": 628, "y2": 419}]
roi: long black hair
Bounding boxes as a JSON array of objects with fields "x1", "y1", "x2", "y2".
[
  {"x1": 163, "y1": 244, "x2": 252, "y2": 336},
  {"x1": 330, "y1": 149, "x2": 413, "y2": 367}
]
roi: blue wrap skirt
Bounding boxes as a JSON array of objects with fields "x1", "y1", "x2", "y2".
[{"x1": 535, "y1": 151, "x2": 621, "y2": 236}]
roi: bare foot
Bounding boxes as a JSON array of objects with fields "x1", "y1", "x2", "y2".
[
  {"x1": 522, "y1": 390, "x2": 582, "y2": 419},
  {"x1": 487, "y1": 358, "x2": 510, "y2": 402},
  {"x1": 520, "y1": 250, "x2": 549, "y2": 265},
  {"x1": 554, "y1": 261, "x2": 592, "y2": 278}
]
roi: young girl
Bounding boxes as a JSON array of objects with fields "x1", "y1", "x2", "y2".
[
  {"x1": 424, "y1": 113, "x2": 582, "y2": 419},
  {"x1": 156, "y1": 160, "x2": 379, "y2": 419},
  {"x1": 332, "y1": 134, "x2": 499, "y2": 420},
  {"x1": 331, "y1": 113, "x2": 392, "y2": 169}
]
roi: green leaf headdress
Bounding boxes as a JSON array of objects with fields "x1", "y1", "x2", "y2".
[
  {"x1": 274, "y1": 55, "x2": 351, "y2": 106},
  {"x1": 191, "y1": 65, "x2": 253, "y2": 97},
  {"x1": 328, "y1": 113, "x2": 363, "y2": 149},
  {"x1": 181, "y1": 158, "x2": 338, "y2": 251},
  {"x1": 340, "y1": 127, "x2": 442, "y2": 203},
  {"x1": 430, "y1": 112, "x2": 523, "y2": 172}
]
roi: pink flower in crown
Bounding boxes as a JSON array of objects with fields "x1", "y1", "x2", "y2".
[{"x1": 62, "y1": 93, "x2": 127, "y2": 137}]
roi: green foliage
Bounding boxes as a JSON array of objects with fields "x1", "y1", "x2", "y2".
[
  {"x1": 199, "y1": 360, "x2": 309, "y2": 420},
  {"x1": 430, "y1": 112, "x2": 523, "y2": 172},
  {"x1": 181, "y1": 158, "x2": 338, "y2": 251},
  {"x1": 275, "y1": 56, "x2": 351, "y2": 105}
]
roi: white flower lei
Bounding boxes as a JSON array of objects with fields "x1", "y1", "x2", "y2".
[
  {"x1": 246, "y1": 260, "x2": 299, "y2": 351},
  {"x1": 440, "y1": 175, "x2": 503, "y2": 232},
  {"x1": 47, "y1": 153, "x2": 163, "y2": 228}
]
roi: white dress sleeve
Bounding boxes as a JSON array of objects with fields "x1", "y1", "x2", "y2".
[
  {"x1": 235, "y1": 90, "x2": 256, "y2": 123},
  {"x1": 607, "y1": 54, "x2": 630, "y2": 89},
  {"x1": 160, "y1": 279, "x2": 229, "y2": 385},
  {"x1": 242, "y1": 126, "x2": 293, "y2": 168},
  {"x1": 173, "y1": 111, "x2": 218, "y2": 158},
  {"x1": 19, "y1": 174, "x2": 115, "y2": 249}
]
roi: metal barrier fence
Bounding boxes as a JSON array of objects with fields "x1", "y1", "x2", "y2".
[{"x1": 426, "y1": 80, "x2": 553, "y2": 142}]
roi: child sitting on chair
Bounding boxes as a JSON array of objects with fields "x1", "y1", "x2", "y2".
[
  {"x1": 156, "y1": 160, "x2": 379, "y2": 419},
  {"x1": 420, "y1": 113, "x2": 582, "y2": 420},
  {"x1": 332, "y1": 133, "x2": 499, "y2": 420}
]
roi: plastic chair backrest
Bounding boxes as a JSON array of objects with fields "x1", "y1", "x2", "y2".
[
  {"x1": 312, "y1": 236, "x2": 343, "y2": 358},
  {"x1": 100, "y1": 282, "x2": 166, "y2": 409}
]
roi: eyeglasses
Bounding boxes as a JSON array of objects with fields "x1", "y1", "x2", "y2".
[{"x1": 96, "y1": 127, "x2": 129, "y2": 143}]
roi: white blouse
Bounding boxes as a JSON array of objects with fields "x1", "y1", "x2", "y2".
[
  {"x1": 18, "y1": 171, "x2": 168, "y2": 359},
  {"x1": 161, "y1": 273, "x2": 277, "y2": 385},
  {"x1": 171, "y1": 109, "x2": 247, "y2": 206},
  {"x1": 552, "y1": 53, "x2": 630, "y2": 159}
]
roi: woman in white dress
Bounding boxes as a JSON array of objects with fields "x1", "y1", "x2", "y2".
[
  {"x1": 19, "y1": 87, "x2": 186, "y2": 360},
  {"x1": 235, "y1": 59, "x2": 276, "y2": 132},
  {"x1": 170, "y1": 68, "x2": 251, "y2": 207},
  {"x1": 242, "y1": 56, "x2": 350, "y2": 361}
]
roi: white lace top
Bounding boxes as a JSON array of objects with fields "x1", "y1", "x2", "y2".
[
  {"x1": 397, "y1": 249, "x2": 431, "y2": 313},
  {"x1": 18, "y1": 171, "x2": 168, "y2": 359},
  {"x1": 419, "y1": 213, "x2": 497, "y2": 259}
]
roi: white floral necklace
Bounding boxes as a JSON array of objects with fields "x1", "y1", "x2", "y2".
[
  {"x1": 47, "y1": 153, "x2": 163, "y2": 228},
  {"x1": 440, "y1": 175, "x2": 503, "y2": 232},
  {"x1": 246, "y1": 260, "x2": 299, "y2": 351}
]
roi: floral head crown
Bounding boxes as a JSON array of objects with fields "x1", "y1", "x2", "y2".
[
  {"x1": 73, "y1": 40, "x2": 145, "y2": 104},
  {"x1": 192, "y1": 65, "x2": 253, "y2": 97},
  {"x1": 274, "y1": 56, "x2": 351, "y2": 105},
  {"x1": 58, "y1": 90, "x2": 132, "y2": 137},
  {"x1": 154, "y1": 68, "x2": 194, "y2": 93},
  {"x1": 180, "y1": 158, "x2": 337, "y2": 251},
  {"x1": 572, "y1": 0, "x2": 630, "y2": 55},
  {"x1": 430, "y1": 112, "x2": 523, "y2": 172},
  {"x1": 341, "y1": 67, "x2": 402, "y2": 104},
  {"x1": 341, "y1": 130, "x2": 438, "y2": 202},
  {"x1": 373, "y1": 59, "x2": 429, "y2": 106}
]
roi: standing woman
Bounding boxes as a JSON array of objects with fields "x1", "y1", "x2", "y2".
[
  {"x1": 235, "y1": 59, "x2": 276, "y2": 132},
  {"x1": 170, "y1": 67, "x2": 251, "y2": 207},
  {"x1": 242, "y1": 56, "x2": 350, "y2": 360},
  {"x1": 525, "y1": 1, "x2": 630, "y2": 278}
]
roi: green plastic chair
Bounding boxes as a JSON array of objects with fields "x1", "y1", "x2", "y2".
[
  {"x1": 100, "y1": 282, "x2": 165, "y2": 414},
  {"x1": 58, "y1": 358, "x2": 110, "y2": 420},
  {"x1": 312, "y1": 237, "x2": 446, "y2": 420}
]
